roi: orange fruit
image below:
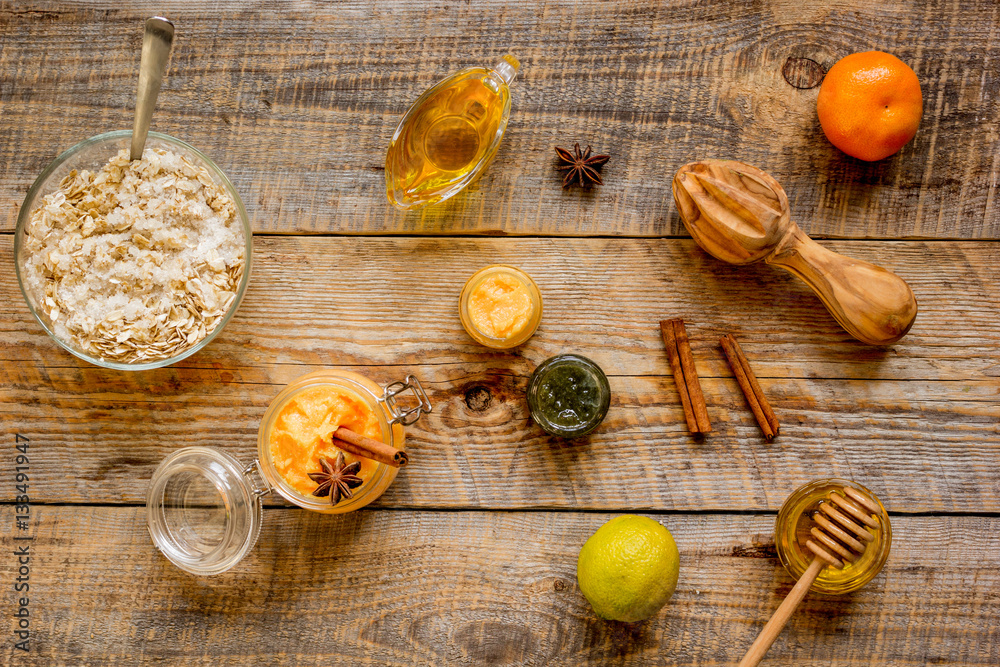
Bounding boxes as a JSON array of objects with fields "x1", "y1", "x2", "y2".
[{"x1": 817, "y1": 51, "x2": 923, "y2": 161}]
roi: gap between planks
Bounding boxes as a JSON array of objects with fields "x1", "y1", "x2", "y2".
[
  {"x1": 3, "y1": 231, "x2": 1000, "y2": 242},
  {"x1": 3, "y1": 500, "x2": 999, "y2": 519}
]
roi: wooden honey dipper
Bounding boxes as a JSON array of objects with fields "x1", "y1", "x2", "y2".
[{"x1": 739, "y1": 487, "x2": 883, "y2": 667}]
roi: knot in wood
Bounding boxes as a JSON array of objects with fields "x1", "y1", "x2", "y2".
[
  {"x1": 464, "y1": 386, "x2": 493, "y2": 412},
  {"x1": 731, "y1": 544, "x2": 778, "y2": 559},
  {"x1": 781, "y1": 57, "x2": 826, "y2": 89}
]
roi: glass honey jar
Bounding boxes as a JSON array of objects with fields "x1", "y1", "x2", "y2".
[
  {"x1": 146, "y1": 370, "x2": 431, "y2": 575},
  {"x1": 774, "y1": 478, "x2": 892, "y2": 594}
]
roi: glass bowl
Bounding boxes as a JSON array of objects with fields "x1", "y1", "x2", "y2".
[{"x1": 14, "y1": 130, "x2": 252, "y2": 370}]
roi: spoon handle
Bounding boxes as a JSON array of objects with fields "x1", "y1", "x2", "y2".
[
  {"x1": 130, "y1": 17, "x2": 174, "y2": 161},
  {"x1": 765, "y1": 225, "x2": 918, "y2": 345},
  {"x1": 738, "y1": 557, "x2": 825, "y2": 667}
]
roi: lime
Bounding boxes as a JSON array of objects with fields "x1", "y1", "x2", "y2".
[{"x1": 577, "y1": 515, "x2": 680, "y2": 622}]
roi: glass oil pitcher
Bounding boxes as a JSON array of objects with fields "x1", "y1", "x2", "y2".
[{"x1": 385, "y1": 54, "x2": 520, "y2": 210}]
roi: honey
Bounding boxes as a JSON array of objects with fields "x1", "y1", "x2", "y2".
[
  {"x1": 468, "y1": 273, "x2": 533, "y2": 339},
  {"x1": 775, "y1": 478, "x2": 892, "y2": 594},
  {"x1": 386, "y1": 55, "x2": 519, "y2": 210}
]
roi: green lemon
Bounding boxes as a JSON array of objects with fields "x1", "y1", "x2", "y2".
[{"x1": 577, "y1": 515, "x2": 680, "y2": 622}]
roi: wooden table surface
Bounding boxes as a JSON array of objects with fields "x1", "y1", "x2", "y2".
[{"x1": 2, "y1": 1, "x2": 999, "y2": 665}]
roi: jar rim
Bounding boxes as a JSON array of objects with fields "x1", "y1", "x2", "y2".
[{"x1": 256, "y1": 370, "x2": 400, "y2": 513}]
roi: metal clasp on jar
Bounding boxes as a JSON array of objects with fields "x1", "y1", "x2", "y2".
[
  {"x1": 243, "y1": 459, "x2": 273, "y2": 498},
  {"x1": 380, "y1": 375, "x2": 432, "y2": 425}
]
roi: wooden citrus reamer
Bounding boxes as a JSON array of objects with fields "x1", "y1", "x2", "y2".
[
  {"x1": 673, "y1": 160, "x2": 918, "y2": 346},
  {"x1": 738, "y1": 487, "x2": 883, "y2": 667}
]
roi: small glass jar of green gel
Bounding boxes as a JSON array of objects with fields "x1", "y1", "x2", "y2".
[{"x1": 527, "y1": 354, "x2": 611, "y2": 437}]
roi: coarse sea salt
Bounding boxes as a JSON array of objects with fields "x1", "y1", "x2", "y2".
[{"x1": 20, "y1": 147, "x2": 246, "y2": 364}]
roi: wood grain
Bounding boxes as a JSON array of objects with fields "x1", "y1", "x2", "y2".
[
  {"x1": 3, "y1": 235, "x2": 998, "y2": 511},
  {"x1": 1, "y1": 4, "x2": 998, "y2": 663},
  {"x1": 2, "y1": 507, "x2": 997, "y2": 666},
  {"x1": 1, "y1": 1, "x2": 998, "y2": 238},
  {"x1": 4, "y1": 236, "x2": 1000, "y2": 381}
]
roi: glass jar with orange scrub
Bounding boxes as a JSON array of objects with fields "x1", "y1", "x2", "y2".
[
  {"x1": 146, "y1": 370, "x2": 431, "y2": 575},
  {"x1": 257, "y1": 370, "x2": 430, "y2": 513},
  {"x1": 459, "y1": 265, "x2": 542, "y2": 348}
]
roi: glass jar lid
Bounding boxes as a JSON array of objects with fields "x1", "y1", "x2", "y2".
[{"x1": 146, "y1": 447, "x2": 266, "y2": 576}]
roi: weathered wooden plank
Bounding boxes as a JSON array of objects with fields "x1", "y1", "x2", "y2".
[
  {"x1": 1, "y1": 1, "x2": 998, "y2": 238},
  {"x1": 5, "y1": 369, "x2": 998, "y2": 511},
  {"x1": 1, "y1": 507, "x2": 997, "y2": 666},
  {"x1": 3, "y1": 236, "x2": 998, "y2": 511},
  {"x1": 4, "y1": 236, "x2": 999, "y2": 381}
]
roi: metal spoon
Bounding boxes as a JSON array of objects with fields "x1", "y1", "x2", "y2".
[{"x1": 130, "y1": 17, "x2": 174, "y2": 160}]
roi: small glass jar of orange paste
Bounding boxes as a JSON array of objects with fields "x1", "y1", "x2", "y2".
[
  {"x1": 146, "y1": 369, "x2": 431, "y2": 575},
  {"x1": 459, "y1": 265, "x2": 542, "y2": 348}
]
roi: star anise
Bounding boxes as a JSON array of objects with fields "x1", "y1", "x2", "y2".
[
  {"x1": 555, "y1": 143, "x2": 611, "y2": 189},
  {"x1": 308, "y1": 452, "x2": 363, "y2": 505}
]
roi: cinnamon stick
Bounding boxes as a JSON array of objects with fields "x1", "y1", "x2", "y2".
[
  {"x1": 660, "y1": 319, "x2": 711, "y2": 434},
  {"x1": 720, "y1": 334, "x2": 779, "y2": 440},
  {"x1": 673, "y1": 320, "x2": 712, "y2": 433},
  {"x1": 332, "y1": 427, "x2": 409, "y2": 468},
  {"x1": 660, "y1": 320, "x2": 698, "y2": 433},
  {"x1": 728, "y1": 334, "x2": 779, "y2": 436}
]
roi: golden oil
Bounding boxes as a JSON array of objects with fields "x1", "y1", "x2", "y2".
[
  {"x1": 775, "y1": 478, "x2": 891, "y2": 594},
  {"x1": 386, "y1": 55, "x2": 519, "y2": 210}
]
